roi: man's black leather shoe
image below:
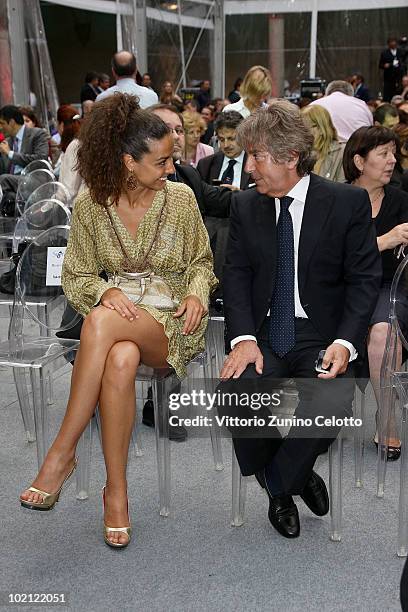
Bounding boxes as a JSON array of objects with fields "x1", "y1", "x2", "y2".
[
  {"x1": 255, "y1": 469, "x2": 300, "y2": 538},
  {"x1": 268, "y1": 495, "x2": 300, "y2": 538},
  {"x1": 300, "y1": 471, "x2": 329, "y2": 516},
  {"x1": 142, "y1": 399, "x2": 188, "y2": 443}
]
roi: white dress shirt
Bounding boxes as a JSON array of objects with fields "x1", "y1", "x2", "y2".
[
  {"x1": 8, "y1": 124, "x2": 25, "y2": 174},
  {"x1": 96, "y1": 78, "x2": 158, "y2": 108},
  {"x1": 217, "y1": 150, "x2": 245, "y2": 188},
  {"x1": 231, "y1": 174, "x2": 357, "y2": 361}
]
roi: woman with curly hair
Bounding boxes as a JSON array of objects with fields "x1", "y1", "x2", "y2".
[{"x1": 19, "y1": 94, "x2": 217, "y2": 548}]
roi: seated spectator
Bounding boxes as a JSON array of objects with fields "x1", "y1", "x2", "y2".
[
  {"x1": 197, "y1": 110, "x2": 250, "y2": 189},
  {"x1": 82, "y1": 100, "x2": 94, "y2": 118},
  {"x1": 142, "y1": 73, "x2": 154, "y2": 90},
  {"x1": 96, "y1": 51, "x2": 158, "y2": 108},
  {"x1": 159, "y1": 81, "x2": 183, "y2": 108},
  {"x1": 223, "y1": 65, "x2": 272, "y2": 118},
  {"x1": 195, "y1": 80, "x2": 211, "y2": 112},
  {"x1": 402, "y1": 75, "x2": 408, "y2": 100},
  {"x1": 302, "y1": 104, "x2": 345, "y2": 182},
  {"x1": 200, "y1": 106, "x2": 214, "y2": 145},
  {"x1": 80, "y1": 71, "x2": 100, "y2": 103},
  {"x1": 182, "y1": 111, "x2": 213, "y2": 167},
  {"x1": 351, "y1": 73, "x2": 371, "y2": 103},
  {"x1": 0, "y1": 105, "x2": 49, "y2": 201},
  {"x1": 50, "y1": 105, "x2": 79, "y2": 172},
  {"x1": 20, "y1": 106, "x2": 42, "y2": 129},
  {"x1": 57, "y1": 107, "x2": 85, "y2": 200},
  {"x1": 98, "y1": 73, "x2": 110, "y2": 92},
  {"x1": 310, "y1": 80, "x2": 373, "y2": 141},
  {"x1": 374, "y1": 103, "x2": 400, "y2": 129},
  {"x1": 184, "y1": 99, "x2": 199, "y2": 113},
  {"x1": 391, "y1": 95, "x2": 405, "y2": 107},
  {"x1": 228, "y1": 77, "x2": 242, "y2": 104},
  {"x1": 343, "y1": 125, "x2": 408, "y2": 459},
  {"x1": 19, "y1": 93, "x2": 217, "y2": 549}
]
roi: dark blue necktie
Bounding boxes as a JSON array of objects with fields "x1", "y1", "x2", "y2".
[
  {"x1": 220, "y1": 159, "x2": 236, "y2": 185},
  {"x1": 269, "y1": 196, "x2": 295, "y2": 357}
]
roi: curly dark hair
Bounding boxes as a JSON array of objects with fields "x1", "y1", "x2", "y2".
[{"x1": 76, "y1": 93, "x2": 171, "y2": 207}]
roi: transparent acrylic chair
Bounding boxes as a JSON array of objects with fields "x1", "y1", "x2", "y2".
[
  {"x1": 374, "y1": 255, "x2": 408, "y2": 556},
  {"x1": 25, "y1": 181, "x2": 72, "y2": 211},
  {"x1": 15, "y1": 169, "x2": 55, "y2": 216},
  {"x1": 20, "y1": 159, "x2": 54, "y2": 176},
  {"x1": 0, "y1": 225, "x2": 80, "y2": 468},
  {"x1": 75, "y1": 335, "x2": 224, "y2": 514}
]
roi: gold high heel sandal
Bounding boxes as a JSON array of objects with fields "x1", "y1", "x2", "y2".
[
  {"x1": 20, "y1": 458, "x2": 78, "y2": 511},
  {"x1": 102, "y1": 486, "x2": 132, "y2": 549}
]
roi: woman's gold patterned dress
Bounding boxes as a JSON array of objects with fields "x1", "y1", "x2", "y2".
[{"x1": 62, "y1": 181, "x2": 218, "y2": 377}]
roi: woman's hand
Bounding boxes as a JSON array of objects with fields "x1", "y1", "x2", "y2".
[
  {"x1": 378, "y1": 223, "x2": 408, "y2": 251},
  {"x1": 101, "y1": 287, "x2": 140, "y2": 321},
  {"x1": 173, "y1": 295, "x2": 207, "y2": 335}
]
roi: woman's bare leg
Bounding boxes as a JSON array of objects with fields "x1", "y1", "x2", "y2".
[
  {"x1": 21, "y1": 307, "x2": 169, "y2": 503},
  {"x1": 98, "y1": 341, "x2": 140, "y2": 545},
  {"x1": 368, "y1": 322, "x2": 402, "y2": 446}
]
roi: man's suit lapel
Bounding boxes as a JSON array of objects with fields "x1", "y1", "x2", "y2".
[
  {"x1": 298, "y1": 173, "x2": 332, "y2": 294},
  {"x1": 210, "y1": 152, "x2": 224, "y2": 182},
  {"x1": 256, "y1": 194, "x2": 276, "y2": 290}
]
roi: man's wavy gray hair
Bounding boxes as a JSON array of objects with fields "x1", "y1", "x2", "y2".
[{"x1": 236, "y1": 99, "x2": 315, "y2": 176}]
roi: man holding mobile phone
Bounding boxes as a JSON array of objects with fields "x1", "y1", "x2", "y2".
[{"x1": 219, "y1": 101, "x2": 381, "y2": 539}]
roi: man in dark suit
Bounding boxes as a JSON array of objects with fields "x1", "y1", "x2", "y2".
[
  {"x1": 197, "y1": 110, "x2": 251, "y2": 190},
  {"x1": 351, "y1": 73, "x2": 371, "y2": 103},
  {"x1": 379, "y1": 37, "x2": 404, "y2": 101},
  {"x1": 219, "y1": 101, "x2": 381, "y2": 538},
  {"x1": 0, "y1": 104, "x2": 49, "y2": 198}
]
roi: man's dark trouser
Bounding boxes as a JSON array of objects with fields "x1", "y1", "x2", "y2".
[{"x1": 218, "y1": 318, "x2": 355, "y2": 496}]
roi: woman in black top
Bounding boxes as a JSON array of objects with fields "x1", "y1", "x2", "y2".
[{"x1": 344, "y1": 126, "x2": 408, "y2": 458}]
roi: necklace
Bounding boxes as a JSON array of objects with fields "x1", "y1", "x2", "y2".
[{"x1": 370, "y1": 188, "x2": 384, "y2": 205}]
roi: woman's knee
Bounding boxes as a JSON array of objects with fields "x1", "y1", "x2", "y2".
[
  {"x1": 104, "y1": 341, "x2": 140, "y2": 383},
  {"x1": 81, "y1": 305, "x2": 113, "y2": 339},
  {"x1": 368, "y1": 322, "x2": 389, "y2": 351}
]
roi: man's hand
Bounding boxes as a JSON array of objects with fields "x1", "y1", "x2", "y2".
[
  {"x1": 318, "y1": 343, "x2": 350, "y2": 379},
  {"x1": 173, "y1": 295, "x2": 207, "y2": 335},
  {"x1": 220, "y1": 340, "x2": 263, "y2": 380},
  {"x1": 0, "y1": 140, "x2": 10, "y2": 156}
]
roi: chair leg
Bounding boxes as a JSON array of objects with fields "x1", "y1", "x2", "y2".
[
  {"x1": 30, "y1": 367, "x2": 48, "y2": 470},
  {"x1": 75, "y1": 418, "x2": 93, "y2": 500},
  {"x1": 398, "y1": 400, "x2": 408, "y2": 557},
  {"x1": 37, "y1": 304, "x2": 54, "y2": 406},
  {"x1": 152, "y1": 376, "x2": 173, "y2": 517},
  {"x1": 130, "y1": 425, "x2": 143, "y2": 458},
  {"x1": 202, "y1": 348, "x2": 224, "y2": 471},
  {"x1": 13, "y1": 367, "x2": 36, "y2": 442},
  {"x1": 354, "y1": 387, "x2": 365, "y2": 488},
  {"x1": 376, "y1": 380, "x2": 396, "y2": 498},
  {"x1": 329, "y1": 432, "x2": 343, "y2": 542},
  {"x1": 231, "y1": 445, "x2": 246, "y2": 527}
]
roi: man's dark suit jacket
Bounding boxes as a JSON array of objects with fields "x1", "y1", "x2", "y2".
[
  {"x1": 197, "y1": 151, "x2": 251, "y2": 190},
  {"x1": 354, "y1": 84, "x2": 370, "y2": 103},
  {"x1": 379, "y1": 48, "x2": 404, "y2": 81},
  {"x1": 1, "y1": 126, "x2": 49, "y2": 173},
  {"x1": 223, "y1": 173, "x2": 382, "y2": 356},
  {"x1": 175, "y1": 164, "x2": 231, "y2": 218}
]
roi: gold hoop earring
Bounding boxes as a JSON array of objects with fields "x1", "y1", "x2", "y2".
[{"x1": 126, "y1": 172, "x2": 138, "y2": 190}]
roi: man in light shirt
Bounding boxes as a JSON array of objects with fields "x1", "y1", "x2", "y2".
[
  {"x1": 197, "y1": 110, "x2": 251, "y2": 189},
  {"x1": 218, "y1": 100, "x2": 381, "y2": 539},
  {"x1": 310, "y1": 80, "x2": 373, "y2": 142},
  {"x1": 96, "y1": 51, "x2": 158, "y2": 108}
]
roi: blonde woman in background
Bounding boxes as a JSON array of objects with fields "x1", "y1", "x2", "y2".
[
  {"x1": 302, "y1": 104, "x2": 346, "y2": 182},
  {"x1": 182, "y1": 111, "x2": 214, "y2": 167},
  {"x1": 223, "y1": 65, "x2": 273, "y2": 118}
]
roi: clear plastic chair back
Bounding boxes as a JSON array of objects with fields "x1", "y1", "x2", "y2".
[
  {"x1": 390, "y1": 253, "x2": 408, "y2": 352},
  {"x1": 15, "y1": 225, "x2": 80, "y2": 332},
  {"x1": 25, "y1": 181, "x2": 72, "y2": 210},
  {"x1": 15, "y1": 169, "x2": 55, "y2": 216},
  {"x1": 12, "y1": 199, "x2": 71, "y2": 253},
  {"x1": 20, "y1": 159, "x2": 54, "y2": 176}
]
